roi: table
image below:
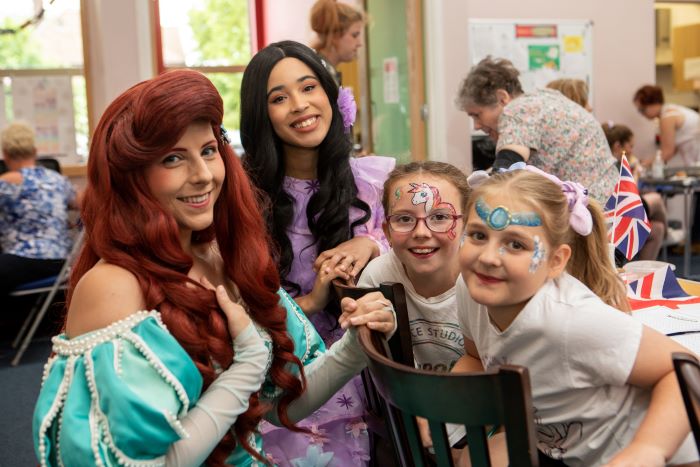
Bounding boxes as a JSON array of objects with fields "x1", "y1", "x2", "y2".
[
  {"x1": 630, "y1": 276, "x2": 700, "y2": 354},
  {"x1": 639, "y1": 175, "x2": 700, "y2": 279}
]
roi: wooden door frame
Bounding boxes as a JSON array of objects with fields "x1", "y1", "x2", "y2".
[{"x1": 406, "y1": 0, "x2": 427, "y2": 160}]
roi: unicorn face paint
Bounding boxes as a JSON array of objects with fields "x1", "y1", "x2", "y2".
[
  {"x1": 385, "y1": 175, "x2": 465, "y2": 295},
  {"x1": 407, "y1": 182, "x2": 459, "y2": 240},
  {"x1": 460, "y1": 192, "x2": 555, "y2": 326}
]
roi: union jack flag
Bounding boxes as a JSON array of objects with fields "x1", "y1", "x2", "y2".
[
  {"x1": 625, "y1": 265, "x2": 700, "y2": 311},
  {"x1": 604, "y1": 155, "x2": 651, "y2": 260}
]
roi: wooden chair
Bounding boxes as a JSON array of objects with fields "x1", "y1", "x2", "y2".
[
  {"x1": 673, "y1": 352, "x2": 700, "y2": 451},
  {"x1": 332, "y1": 279, "x2": 416, "y2": 466},
  {"x1": 357, "y1": 326, "x2": 540, "y2": 467}
]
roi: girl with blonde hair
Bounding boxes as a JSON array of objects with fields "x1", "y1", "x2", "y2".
[{"x1": 454, "y1": 167, "x2": 696, "y2": 466}]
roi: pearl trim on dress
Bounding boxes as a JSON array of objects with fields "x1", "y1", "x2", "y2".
[{"x1": 37, "y1": 310, "x2": 188, "y2": 467}]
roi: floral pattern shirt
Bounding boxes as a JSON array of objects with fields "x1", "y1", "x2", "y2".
[
  {"x1": 0, "y1": 166, "x2": 75, "y2": 259},
  {"x1": 497, "y1": 89, "x2": 618, "y2": 204}
]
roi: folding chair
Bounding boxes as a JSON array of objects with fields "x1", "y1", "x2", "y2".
[
  {"x1": 673, "y1": 352, "x2": 700, "y2": 451},
  {"x1": 357, "y1": 326, "x2": 540, "y2": 467},
  {"x1": 333, "y1": 280, "x2": 416, "y2": 466},
  {"x1": 9, "y1": 229, "x2": 84, "y2": 366}
]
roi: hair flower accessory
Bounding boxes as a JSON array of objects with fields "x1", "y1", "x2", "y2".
[
  {"x1": 337, "y1": 87, "x2": 357, "y2": 131},
  {"x1": 220, "y1": 124, "x2": 231, "y2": 144}
]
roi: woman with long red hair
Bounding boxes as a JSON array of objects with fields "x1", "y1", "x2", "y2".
[{"x1": 32, "y1": 69, "x2": 394, "y2": 466}]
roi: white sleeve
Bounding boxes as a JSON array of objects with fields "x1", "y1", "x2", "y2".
[
  {"x1": 165, "y1": 323, "x2": 269, "y2": 466},
  {"x1": 266, "y1": 327, "x2": 367, "y2": 425}
]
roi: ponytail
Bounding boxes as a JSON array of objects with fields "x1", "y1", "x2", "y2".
[{"x1": 568, "y1": 200, "x2": 630, "y2": 311}]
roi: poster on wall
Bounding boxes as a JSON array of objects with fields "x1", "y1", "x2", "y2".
[
  {"x1": 11, "y1": 75, "x2": 78, "y2": 164},
  {"x1": 468, "y1": 19, "x2": 593, "y2": 101}
]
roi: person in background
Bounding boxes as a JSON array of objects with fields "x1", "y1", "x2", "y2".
[
  {"x1": 634, "y1": 84, "x2": 700, "y2": 249},
  {"x1": 455, "y1": 167, "x2": 696, "y2": 466},
  {"x1": 240, "y1": 40, "x2": 395, "y2": 465},
  {"x1": 0, "y1": 121, "x2": 79, "y2": 297},
  {"x1": 602, "y1": 122, "x2": 668, "y2": 261},
  {"x1": 546, "y1": 78, "x2": 592, "y2": 112},
  {"x1": 32, "y1": 69, "x2": 395, "y2": 467},
  {"x1": 456, "y1": 57, "x2": 618, "y2": 205},
  {"x1": 633, "y1": 84, "x2": 700, "y2": 168},
  {"x1": 309, "y1": 0, "x2": 365, "y2": 86}
]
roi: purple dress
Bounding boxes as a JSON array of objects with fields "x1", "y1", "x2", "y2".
[{"x1": 260, "y1": 156, "x2": 394, "y2": 466}]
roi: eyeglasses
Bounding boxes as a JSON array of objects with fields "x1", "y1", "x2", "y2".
[{"x1": 386, "y1": 212, "x2": 464, "y2": 233}]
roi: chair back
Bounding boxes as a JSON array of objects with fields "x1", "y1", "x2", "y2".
[
  {"x1": 333, "y1": 280, "x2": 414, "y2": 365},
  {"x1": 333, "y1": 280, "x2": 416, "y2": 466},
  {"x1": 0, "y1": 157, "x2": 62, "y2": 175},
  {"x1": 358, "y1": 326, "x2": 540, "y2": 467},
  {"x1": 673, "y1": 352, "x2": 700, "y2": 451}
]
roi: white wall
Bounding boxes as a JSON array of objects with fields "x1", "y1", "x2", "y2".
[
  {"x1": 425, "y1": 0, "x2": 656, "y2": 171},
  {"x1": 83, "y1": 0, "x2": 154, "y2": 131}
]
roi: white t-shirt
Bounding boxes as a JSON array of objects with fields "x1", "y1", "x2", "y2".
[
  {"x1": 359, "y1": 250, "x2": 465, "y2": 371},
  {"x1": 456, "y1": 273, "x2": 696, "y2": 466}
]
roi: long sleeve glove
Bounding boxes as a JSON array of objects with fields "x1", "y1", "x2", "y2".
[
  {"x1": 165, "y1": 323, "x2": 269, "y2": 466},
  {"x1": 266, "y1": 327, "x2": 367, "y2": 425}
]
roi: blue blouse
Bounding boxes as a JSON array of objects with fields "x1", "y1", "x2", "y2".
[
  {"x1": 33, "y1": 290, "x2": 325, "y2": 466},
  {"x1": 0, "y1": 166, "x2": 75, "y2": 259}
]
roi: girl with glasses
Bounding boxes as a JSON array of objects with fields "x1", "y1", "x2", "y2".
[{"x1": 348, "y1": 161, "x2": 470, "y2": 449}]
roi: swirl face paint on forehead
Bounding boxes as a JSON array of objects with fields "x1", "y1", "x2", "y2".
[{"x1": 475, "y1": 197, "x2": 542, "y2": 231}]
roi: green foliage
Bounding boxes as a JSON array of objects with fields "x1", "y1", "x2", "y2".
[
  {"x1": 0, "y1": 19, "x2": 44, "y2": 68},
  {"x1": 188, "y1": 0, "x2": 250, "y2": 130}
]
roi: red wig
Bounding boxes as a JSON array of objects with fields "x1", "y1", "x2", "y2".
[{"x1": 69, "y1": 69, "x2": 304, "y2": 465}]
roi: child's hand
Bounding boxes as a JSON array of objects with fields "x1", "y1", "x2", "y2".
[
  {"x1": 602, "y1": 442, "x2": 665, "y2": 467},
  {"x1": 338, "y1": 292, "x2": 395, "y2": 335},
  {"x1": 298, "y1": 258, "x2": 346, "y2": 315},
  {"x1": 416, "y1": 416, "x2": 433, "y2": 449}
]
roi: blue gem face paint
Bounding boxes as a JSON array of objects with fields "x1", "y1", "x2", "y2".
[
  {"x1": 475, "y1": 197, "x2": 542, "y2": 231},
  {"x1": 529, "y1": 235, "x2": 546, "y2": 273}
]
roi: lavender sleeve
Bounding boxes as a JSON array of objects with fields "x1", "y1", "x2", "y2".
[{"x1": 349, "y1": 156, "x2": 396, "y2": 254}]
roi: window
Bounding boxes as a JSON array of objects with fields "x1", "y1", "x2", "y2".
[
  {"x1": 155, "y1": 0, "x2": 261, "y2": 152},
  {"x1": 0, "y1": 0, "x2": 88, "y2": 164}
]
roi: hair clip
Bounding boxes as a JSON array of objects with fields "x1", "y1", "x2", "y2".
[
  {"x1": 220, "y1": 124, "x2": 231, "y2": 144},
  {"x1": 475, "y1": 197, "x2": 542, "y2": 230}
]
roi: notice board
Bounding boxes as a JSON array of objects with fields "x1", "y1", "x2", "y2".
[{"x1": 468, "y1": 19, "x2": 594, "y2": 100}]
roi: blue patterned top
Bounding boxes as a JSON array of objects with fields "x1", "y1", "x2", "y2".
[{"x1": 0, "y1": 166, "x2": 75, "y2": 259}]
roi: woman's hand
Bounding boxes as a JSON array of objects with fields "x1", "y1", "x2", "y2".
[
  {"x1": 202, "y1": 277, "x2": 251, "y2": 339},
  {"x1": 313, "y1": 237, "x2": 380, "y2": 281},
  {"x1": 338, "y1": 292, "x2": 395, "y2": 335}
]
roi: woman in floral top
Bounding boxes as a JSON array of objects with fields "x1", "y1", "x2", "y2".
[
  {"x1": 456, "y1": 57, "x2": 617, "y2": 204},
  {"x1": 0, "y1": 122, "x2": 78, "y2": 296}
]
